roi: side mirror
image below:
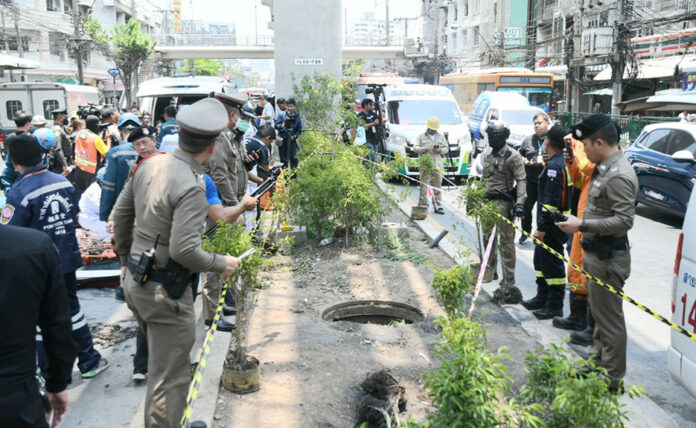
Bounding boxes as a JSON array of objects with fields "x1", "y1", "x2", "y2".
[{"x1": 672, "y1": 150, "x2": 696, "y2": 164}]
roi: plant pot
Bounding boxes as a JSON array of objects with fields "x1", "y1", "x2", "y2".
[{"x1": 222, "y1": 355, "x2": 260, "y2": 394}]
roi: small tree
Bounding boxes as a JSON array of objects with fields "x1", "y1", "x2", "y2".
[
  {"x1": 110, "y1": 20, "x2": 154, "y2": 107},
  {"x1": 183, "y1": 59, "x2": 224, "y2": 76}
]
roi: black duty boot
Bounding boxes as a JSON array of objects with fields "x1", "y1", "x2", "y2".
[
  {"x1": 533, "y1": 285, "x2": 564, "y2": 320},
  {"x1": 224, "y1": 290, "x2": 236, "y2": 307},
  {"x1": 570, "y1": 306, "x2": 595, "y2": 347},
  {"x1": 553, "y1": 293, "x2": 588, "y2": 331},
  {"x1": 521, "y1": 281, "x2": 548, "y2": 310}
]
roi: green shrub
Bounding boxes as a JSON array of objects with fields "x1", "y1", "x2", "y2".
[
  {"x1": 519, "y1": 343, "x2": 644, "y2": 428},
  {"x1": 429, "y1": 264, "x2": 476, "y2": 317},
  {"x1": 458, "y1": 180, "x2": 500, "y2": 262}
]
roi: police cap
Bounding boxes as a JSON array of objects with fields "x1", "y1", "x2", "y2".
[
  {"x1": 569, "y1": 114, "x2": 612, "y2": 140},
  {"x1": 127, "y1": 126, "x2": 155, "y2": 143},
  {"x1": 542, "y1": 124, "x2": 569, "y2": 146},
  {"x1": 212, "y1": 92, "x2": 247, "y2": 109},
  {"x1": 177, "y1": 98, "x2": 228, "y2": 139},
  {"x1": 51, "y1": 107, "x2": 67, "y2": 117}
]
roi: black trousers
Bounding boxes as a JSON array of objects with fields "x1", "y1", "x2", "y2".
[
  {"x1": 522, "y1": 180, "x2": 539, "y2": 234},
  {"x1": 0, "y1": 379, "x2": 48, "y2": 428},
  {"x1": 70, "y1": 167, "x2": 96, "y2": 202},
  {"x1": 533, "y1": 230, "x2": 567, "y2": 311},
  {"x1": 133, "y1": 327, "x2": 148, "y2": 374}
]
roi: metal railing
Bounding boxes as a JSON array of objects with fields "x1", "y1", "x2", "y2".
[
  {"x1": 152, "y1": 33, "x2": 406, "y2": 47},
  {"x1": 553, "y1": 112, "x2": 677, "y2": 145}
]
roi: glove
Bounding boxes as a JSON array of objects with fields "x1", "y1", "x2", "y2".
[{"x1": 513, "y1": 204, "x2": 525, "y2": 218}]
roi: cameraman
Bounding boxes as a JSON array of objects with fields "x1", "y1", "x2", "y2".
[
  {"x1": 358, "y1": 98, "x2": 380, "y2": 162},
  {"x1": 279, "y1": 98, "x2": 302, "y2": 168}
]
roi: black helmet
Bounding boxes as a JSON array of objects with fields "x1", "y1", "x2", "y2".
[
  {"x1": 485, "y1": 120, "x2": 510, "y2": 140},
  {"x1": 241, "y1": 101, "x2": 257, "y2": 119}
]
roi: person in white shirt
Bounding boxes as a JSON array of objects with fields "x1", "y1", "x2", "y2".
[
  {"x1": 78, "y1": 167, "x2": 112, "y2": 242},
  {"x1": 258, "y1": 95, "x2": 275, "y2": 127}
]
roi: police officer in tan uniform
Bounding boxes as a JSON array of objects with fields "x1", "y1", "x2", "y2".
[
  {"x1": 481, "y1": 120, "x2": 526, "y2": 298},
  {"x1": 112, "y1": 98, "x2": 242, "y2": 427},
  {"x1": 411, "y1": 116, "x2": 449, "y2": 219},
  {"x1": 203, "y1": 92, "x2": 258, "y2": 331},
  {"x1": 557, "y1": 114, "x2": 638, "y2": 393}
]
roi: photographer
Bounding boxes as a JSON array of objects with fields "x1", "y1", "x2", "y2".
[
  {"x1": 279, "y1": 98, "x2": 302, "y2": 168},
  {"x1": 412, "y1": 116, "x2": 448, "y2": 218},
  {"x1": 358, "y1": 98, "x2": 380, "y2": 162}
]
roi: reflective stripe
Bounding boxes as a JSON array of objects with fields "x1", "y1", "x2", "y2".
[
  {"x1": 545, "y1": 278, "x2": 567, "y2": 285},
  {"x1": 36, "y1": 334, "x2": 43, "y2": 342},
  {"x1": 71, "y1": 311, "x2": 84, "y2": 322},
  {"x1": 75, "y1": 157, "x2": 97, "y2": 167},
  {"x1": 535, "y1": 270, "x2": 544, "y2": 278},
  {"x1": 543, "y1": 204, "x2": 558, "y2": 212},
  {"x1": 20, "y1": 181, "x2": 74, "y2": 207},
  {"x1": 578, "y1": 156, "x2": 589, "y2": 170},
  {"x1": 569, "y1": 282, "x2": 587, "y2": 292},
  {"x1": 566, "y1": 166, "x2": 573, "y2": 186},
  {"x1": 112, "y1": 151, "x2": 137, "y2": 157},
  {"x1": 73, "y1": 319, "x2": 87, "y2": 330}
]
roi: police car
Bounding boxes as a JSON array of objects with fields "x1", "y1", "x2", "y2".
[{"x1": 670, "y1": 186, "x2": 696, "y2": 398}]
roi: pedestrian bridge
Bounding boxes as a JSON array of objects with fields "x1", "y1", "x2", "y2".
[{"x1": 152, "y1": 34, "x2": 417, "y2": 60}]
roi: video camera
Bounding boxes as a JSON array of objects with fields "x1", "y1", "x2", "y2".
[
  {"x1": 284, "y1": 111, "x2": 298, "y2": 128},
  {"x1": 76, "y1": 104, "x2": 102, "y2": 120},
  {"x1": 365, "y1": 83, "x2": 386, "y2": 98}
]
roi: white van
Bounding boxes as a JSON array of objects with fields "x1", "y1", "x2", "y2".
[
  {"x1": 383, "y1": 84, "x2": 472, "y2": 177},
  {"x1": 669, "y1": 186, "x2": 696, "y2": 398},
  {"x1": 137, "y1": 76, "x2": 239, "y2": 123}
]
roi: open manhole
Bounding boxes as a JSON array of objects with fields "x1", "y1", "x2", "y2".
[{"x1": 322, "y1": 300, "x2": 424, "y2": 325}]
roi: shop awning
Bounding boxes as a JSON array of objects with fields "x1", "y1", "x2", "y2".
[
  {"x1": 584, "y1": 88, "x2": 613, "y2": 96},
  {"x1": 617, "y1": 91, "x2": 696, "y2": 112},
  {"x1": 0, "y1": 54, "x2": 39, "y2": 70},
  {"x1": 594, "y1": 55, "x2": 696, "y2": 81}
]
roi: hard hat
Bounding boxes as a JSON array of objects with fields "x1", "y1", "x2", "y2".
[
  {"x1": 241, "y1": 101, "x2": 257, "y2": 119},
  {"x1": 425, "y1": 116, "x2": 440, "y2": 130},
  {"x1": 33, "y1": 128, "x2": 57, "y2": 150},
  {"x1": 485, "y1": 120, "x2": 510, "y2": 140},
  {"x1": 117, "y1": 112, "x2": 142, "y2": 129},
  {"x1": 31, "y1": 115, "x2": 48, "y2": 126}
]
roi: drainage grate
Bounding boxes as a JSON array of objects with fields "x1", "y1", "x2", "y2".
[{"x1": 322, "y1": 300, "x2": 424, "y2": 325}]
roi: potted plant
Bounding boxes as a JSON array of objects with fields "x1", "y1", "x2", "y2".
[{"x1": 204, "y1": 222, "x2": 266, "y2": 393}]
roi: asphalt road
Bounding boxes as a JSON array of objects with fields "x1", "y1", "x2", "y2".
[{"x1": 394, "y1": 181, "x2": 696, "y2": 426}]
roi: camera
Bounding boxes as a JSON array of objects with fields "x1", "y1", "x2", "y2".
[
  {"x1": 365, "y1": 83, "x2": 386, "y2": 96},
  {"x1": 77, "y1": 104, "x2": 103, "y2": 119},
  {"x1": 284, "y1": 112, "x2": 298, "y2": 127}
]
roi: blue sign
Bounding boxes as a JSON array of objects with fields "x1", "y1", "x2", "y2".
[
  {"x1": 108, "y1": 68, "x2": 120, "y2": 77},
  {"x1": 682, "y1": 73, "x2": 696, "y2": 91}
]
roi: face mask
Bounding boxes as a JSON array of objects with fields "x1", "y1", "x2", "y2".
[
  {"x1": 489, "y1": 134, "x2": 507, "y2": 152},
  {"x1": 236, "y1": 119, "x2": 250, "y2": 133}
]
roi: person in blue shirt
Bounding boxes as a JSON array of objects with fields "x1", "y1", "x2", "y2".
[
  {"x1": 156, "y1": 105, "x2": 179, "y2": 148},
  {"x1": 278, "y1": 98, "x2": 302, "y2": 168},
  {"x1": 1, "y1": 134, "x2": 109, "y2": 380}
]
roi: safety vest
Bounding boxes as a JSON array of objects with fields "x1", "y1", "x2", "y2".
[{"x1": 74, "y1": 130, "x2": 100, "y2": 174}]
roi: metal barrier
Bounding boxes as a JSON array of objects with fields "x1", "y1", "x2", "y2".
[{"x1": 553, "y1": 112, "x2": 676, "y2": 145}]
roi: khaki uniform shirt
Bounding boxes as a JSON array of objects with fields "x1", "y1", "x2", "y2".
[
  {"x1": 482, "y1": 146, "x2": 527, "y2": 205},
  {"x1": 413, "y1": 132, "x2": 449, "y2": 166},
  {"x1": 111, "y1": 148, "x2": 226, "y2": 274},
  {"x1": 232, "y1": 132, "x2": 248, "y2": 200},
  {"x1": 582, "y1": 150, "x2": 639, "y2": 239},
  {"x1": 206, "y1": 130, "x2": 239, "y2": 206}
]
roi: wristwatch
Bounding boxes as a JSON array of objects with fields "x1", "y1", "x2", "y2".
[{"x1": 579, "y1": 219, "x2": 588, "y2": 233}]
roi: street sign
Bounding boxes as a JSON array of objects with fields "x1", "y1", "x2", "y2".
[
  {"x1": 108, "y1": 68, "x2": 120, "y2": 77},
  {"x1": 294, "y1": 58, "x2": 324, "y2": 66}
]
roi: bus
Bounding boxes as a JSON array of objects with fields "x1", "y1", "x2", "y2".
[{"x1": 440, "y1": 68, "x2": 554, "y2": 114}]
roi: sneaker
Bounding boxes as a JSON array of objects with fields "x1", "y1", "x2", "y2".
[
  {"x1": 81, "y1": 358, "x2": 109, "y2": 379},
  {"x1": 132, "y1": 372, "x2": 147, "y2": 382},
  {"x1": 519, "y1": 235, "x2": 528, "y2": 244}
]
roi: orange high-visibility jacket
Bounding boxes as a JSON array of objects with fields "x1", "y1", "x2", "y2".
[
  {"x1": 566, "y1": 138, "x2": 596, "y2": 294},
  {"x1": 74, "y1": 130, "x2": 108, "y2": 174}
]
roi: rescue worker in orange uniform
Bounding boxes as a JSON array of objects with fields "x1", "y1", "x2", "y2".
[
  {"x1": 552, "y1": 133, "x2": 596, "y2": 347},
  {"x1": 72, "y1": 115, "x2": 108, "y2": 201}
]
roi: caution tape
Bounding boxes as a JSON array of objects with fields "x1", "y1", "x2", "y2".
[
  {"x1": 349, "y1": 151, "x2": 696, "y2": 343},
  {"x1": 468, "y1": 225, "x2": 496, "y2": 319},
  {"x1": 181, "y1": 279, "x2": 230, "y2": 428}
]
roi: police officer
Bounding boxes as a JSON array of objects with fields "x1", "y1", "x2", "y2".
[
  {"x1": 52, "y1": 107, "x2": 73, "y2": 166},
  {"x1": 481, "y1": 120, "x2": 526, "y2": 294},
  {"x1": 0, "y1": 225, "x2": 76, "y2": 428},
  {"x1": 521, "y1": 124, "x2": 571, "y2": 319},
  {"x1": 2, "y1": 134, "x2": 109, "y2": 380},
  {"x1": 557, "y1": 114, "x2": 639, "y2": 393},
  {"x1": 412, "y1": 116, "x2": 449, "y2": 219},
  {"x1": 112, "y1": 98, "x2": 242, "y2": 427},
  {"x1": 204, "y1": 92, "x2": 258, "y2": 331}
]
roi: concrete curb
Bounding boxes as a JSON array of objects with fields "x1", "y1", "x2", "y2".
[{"x1": 376, "y1": 178, "x2": 680, "y2": 427}]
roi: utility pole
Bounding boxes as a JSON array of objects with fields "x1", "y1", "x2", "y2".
[
  {"x1": 610, "y1": 0, "x2": 626, "y2": 115},
  {"x1": 2, "y1": 7, "x2": 10, "y2": 82},
  {"x1": 11, "y1": 0, "x2": 24, "y2": 80},
  {"x1": 71, "y1": 0, "x2": 83, "y2": 85},
  {"x1": 385, "y1": 0, "x2": 390, "y2": 45}
]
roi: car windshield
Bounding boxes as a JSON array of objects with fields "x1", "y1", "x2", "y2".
[
  {"x1": 501, "y1": 109, "x2": 541, "y2": 126},
  {"x1": 387, "y1": 100, "x2": 462, "y2": 125}
]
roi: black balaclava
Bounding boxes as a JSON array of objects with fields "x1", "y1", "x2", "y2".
[{"x1": 85, "y1": 115, "x2": 100, "y2": 134}]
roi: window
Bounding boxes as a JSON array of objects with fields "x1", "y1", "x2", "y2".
[
  {"x1": 464, "y1": 1, "x2": 469, "y2": 16},
  {"x1": 667, "y1": 130, "x2": 696, "y2": 154},
  {"x1": 43, "y1": 100, "x2": 59, "y2": 119},
  {"x1": 387, "y1": 100, "x2": 462, "y2": 125},
  {"x1": 49, "y1": 32, "x2": 64, "y2": 57},
  {"x1": 643, "y1": 129, "x2": 672, "y2": 153},
  {"x1": 46, "y1": 0, "x2": 58, "y2": 12},
  {"x1": 6, "y1": 100, "x2": 22, "y2": 119},
  {"x1": 473, "y1": 26, "x2": 480, "y2": 46}
]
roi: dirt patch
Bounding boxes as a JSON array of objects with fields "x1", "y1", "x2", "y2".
[
  {"x1": 212, "y1": 204, "x2": 542, "y2": 427},
  {"x1": 89, "y1": 323, "x2": 138, "y2": 348}
]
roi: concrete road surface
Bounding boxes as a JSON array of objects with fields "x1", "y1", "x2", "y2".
[{"x1": 394, "y1": 180, "x2": 696, "y2": 426}]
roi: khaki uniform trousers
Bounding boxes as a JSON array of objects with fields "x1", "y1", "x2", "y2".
[
  {"x1": 484, "y1": 200, "x2": 516, "y2": 281},
  {"x1": 417, "y1": 168, "x2": 443, "y2": 209},
  {"x1": 203, "y1": 273, "x2": 224, "y2": 321},
  {"x1": 584, "y1": 249, "x2": 630, "y2": 388},
  {"x1": 124, "y1": 271, "x2": 195, "y2": 428}
]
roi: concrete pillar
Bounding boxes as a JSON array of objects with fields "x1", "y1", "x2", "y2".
[{"x1": 273, "y1": 0, "x2": 342, "y2": 97}]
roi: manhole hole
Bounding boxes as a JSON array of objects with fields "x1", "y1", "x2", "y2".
[{"x1": 322, "y1": 300, "x2": 424, "y2": 325}]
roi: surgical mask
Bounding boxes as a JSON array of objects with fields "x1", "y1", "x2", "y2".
[{"x1": 236, "y1": 119, "x2": 250, "y2": 133}]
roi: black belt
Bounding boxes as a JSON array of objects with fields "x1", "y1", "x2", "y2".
[
  {"x1": 486, "y1": 193, "x2": 512, "y2": 201},
  {"x1": 127, "y1": 256, "x2": 171, "y2": 284}
]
